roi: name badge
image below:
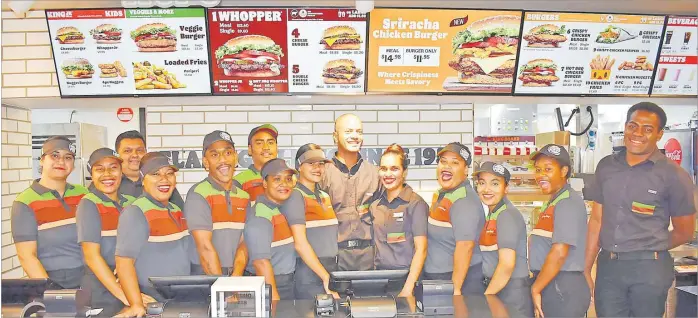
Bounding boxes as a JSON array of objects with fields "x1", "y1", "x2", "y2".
[{"x1": 392, "y1": 212, "x2": 404, "y2": 218}]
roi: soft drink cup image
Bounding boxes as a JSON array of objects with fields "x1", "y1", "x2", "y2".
[
  {"x1": 658, "y1": 68, "x2": 668, "y2": 81},
  {"x1": 665, "y1": 31, "x2": 674, "y2": 44},
  {"x1": 674, "y1": 69, "x2": 682, "y2": 81},
  {"x1": 684, "y1": 32, "x2": 692, "y2": 44}
]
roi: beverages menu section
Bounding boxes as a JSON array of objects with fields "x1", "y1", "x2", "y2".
[
  {"x1": 514, "y1": 12, "x2": 665, "y2": 96},
  {"x1": 366, "y1": 9, "x2": 523, "y2": 93},
  {"x1": 207, "y1": 8, "x2": 367, "y2": 94},
  {"x1": 46, "y1": 8, "x2": 212, "y2": 97},
  {"x1": 652, "y1": 16, "x2": 697, "y2": 96}
]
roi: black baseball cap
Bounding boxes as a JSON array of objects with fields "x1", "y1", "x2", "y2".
[
  {"x1": 472, "y1": 161, "x2": 511, "y2": 183},
  {"x1": 42, "y1": 136, "x2": 76, "y2": 156},
  {"x1": 295, "y1": 147, "x2": 330, "y2": 169},
  {"x1": 531, "y1": 144, "x2": 571, "y2": 168},
  {"x1": 139, "y1": 152, "x2": 178, "y2": 177},
  {"x1": 87, "y1": 148, "x2": 122, "y2": 171},
  {"x1": 261, "y1": 158, "x2": 297, "y2": 179},
  {"x1": 438, "y1": 142, "x2": 472, "y2": 166},
  {"x1": 203, "y1": 130, "x2": 235, "y2": 153},
  {"x1": 248, "y1": 124, "x2": 278, "y2": 144}
]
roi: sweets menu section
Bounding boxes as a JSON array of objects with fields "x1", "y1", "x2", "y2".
[
  {"x1": 652, "y1": 16, "x2": 697, "y2": 96},
  {"x1": 46, "y1": 8, "x2": 212, "y2": 97},
  {"x1": 514, "y1": 12, "x2": 665, "y2": 96},
  {"x1": 207, "y1": 8, "x2": 367, "y2": 94}
]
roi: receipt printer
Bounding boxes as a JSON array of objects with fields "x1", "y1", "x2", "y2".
[
  {"x1": 415, "y1": 280, "x2": 454, "y2": 316},
  {"x1": 43, "y1": 289, "x2": 89, "y2": 317}
]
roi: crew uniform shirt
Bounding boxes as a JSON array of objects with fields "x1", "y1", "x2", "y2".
[
  {"x1": 115, "y1": 194, "x2": 190, "y2": 299},
  {"x1": 12, "y1": 181, "x2": 89, "y2": 274},
  {"x1": 119, "y1": 174, "x2": 185, "y2": 209},
  {"x1": 371, "y1": 185, "x2": 428, "y2": 270},
  {"x1": 244, "y1": 194, "x2": 296, "y2": 276},
  {"x1": 234, "y1": 165, "x2": 264, "y2": 202},
  {"x1": 479, "y1": 199, "x2": 529, "y2": 279},
  {"x1": 424, "y1": 181, "x2": 485, "y2": 274},
  {"x1": 587, "y1": 150, "x2": 696, "y2": 252},
  {"x1": 280, "y1": 183, "x2": 338, "y2": 258},
  {"x1": 529, "y1": 184, "x2": 587, "y2": 272},
  {"x1": 183, "y1": 177, "x2": 249, "y2": 269}
]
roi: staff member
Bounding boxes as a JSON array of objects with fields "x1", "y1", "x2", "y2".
[
  {"x1": 371, "y1": 144, "x2": 428, "y2": 297},
  {"x1": 530, "y1": 144, "x2": 590, "y2": 318},
  {"x1": 244, "y1": 158, "x2": 297, "y2": 300},
  {"x1": 12, "y1": 136, "x2": 88, "y2": 289},
  {"x1": 115, "y1": 130, "x2": 184, "y2": 207},
  {"x1": 234, "y1": 124, "x2": 279, "y2": 202},
  {"x1": 77, "y1": 148, "x2": 151, "y2": 312},
  {"x1": 321, "y1": 114, "x2": 380, "y2": 271},
  {"x1": 424, "y1": 142, "x2": 485, "y2": 295},
  {"x1": 184, "y1": 131, "x2": 249, "y2": 276},
  {"x1": 280, "y1": 144, "x2": 339, "y2": 299},
  {"x1": 475, "y1": 162, "x2": 532, "y2": 317},
  {"x1": 115, "y1": 152, "x2": 191, "y2": 317},
  {"x1": 585, "y1": 102, "x2": 696, "y2": 317}
]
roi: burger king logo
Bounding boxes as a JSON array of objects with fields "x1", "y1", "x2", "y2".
[
  {"x1": 664, "y1": 138, "x2": 682, "y2": 164},
  {"x1": 493, "y1": 164, "x2": 506, "y2": 175}
]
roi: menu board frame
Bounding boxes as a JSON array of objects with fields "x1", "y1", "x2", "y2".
[
  {"x1": 649, "y1": 15, "x2": 698, "y2": 97},
  {"x1": 511, "y1": 9, "x2": 667, "y2": 98},
  {"x1": 45, "y1": 7, "x2": 215, "y2": 98},
  {"x1": 206, "y1": 6, "x2": 369, "y2": 96}
]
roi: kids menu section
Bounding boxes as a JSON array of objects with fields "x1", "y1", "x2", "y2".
[
  {"x1": 46, "y1": 8, "x2": 212, "y2": 96},
  {"x1": 44, "y1": 8, "x2": 698, "y2": 97}
]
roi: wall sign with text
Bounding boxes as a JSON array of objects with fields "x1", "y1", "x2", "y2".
[{"x1": 652, "y1": 16, "x2": 697, "y2": 96}]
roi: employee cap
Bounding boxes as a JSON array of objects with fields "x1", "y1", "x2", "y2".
[
  {"x1": 472, "y1": 161, "x2": 511, "y2": 183},
  {"x1": 531, "y1": 144, "x2": 571, "y2": 168},
  {"x1": 42, "y1": 136, "x2": 76, "y2": 156},
  {"x1": 203, "y1": 130, "x2": 235, "y2": 153},
  {"x1": 438, "y1": 142, "x2": 472, "y2": 166},
  {"x1": 87, "y1": 148, "x2": 122, "y2": 171},
  {"x1": 261, "y1": 158, "x2": 298, "y2": 180},
  {"x1": 139, "y1": 152, "x2": 179, "y2": 177},
  {"x1": 248, "y1": 124, "x2": 278, "y2": 144},
  {"x1": 295, "y1": 147, "x2": 331, "y2": 169}
]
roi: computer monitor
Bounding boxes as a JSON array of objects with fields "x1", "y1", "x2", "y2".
[
  {"x1": 149, "y1": 275, "x2": 222, "y2": 302},
  {"x1": 330, "y1": 270, "x2": 409, "y2": 297},
  {"x1": 1, "y1": 278, "x2": 58, "y2": 304}
]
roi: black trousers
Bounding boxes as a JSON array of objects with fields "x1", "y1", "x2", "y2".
[
  {"x1": 595, "y1": 250, "x2": 674, "y2": 317},
  {"x1": 293, "y1": 257, "x2": 338, "y2": 299},
  {"x1": 337, "y1": 245, "x2": 374, "y2": 271},
  {"x1": 274, "y1": 273, "x2": 295, "y2": 300},
  {"x1": 80, "y1": 266, "x2": 122, "y2": 310},
  {"x1": 190, "y1": 263, "x2": 234, "y2": 276},
  {"x1": 485, "y1": 276, "x2": 533, "y2": 318},
  {"x1": 533, "y1": 271, "x2": 590, "y2": 317},
  {"x1": 47, "y1": 266, "x2": 84, "y2": 289},
  {"x1": 423, "y1": 264, "x2": 485, "y2": 295}
]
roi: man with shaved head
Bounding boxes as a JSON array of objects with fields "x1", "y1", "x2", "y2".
[{"x1": 321, "y1": 114, "x2": 380, "y2": 270}]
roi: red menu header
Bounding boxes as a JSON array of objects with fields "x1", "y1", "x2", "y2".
[
  {"x1": 667, "y1": 16, "x2": 698, "y2": 27},
  {"x1": 46, "y1": 9, "x2": 125, "y2": 20}
]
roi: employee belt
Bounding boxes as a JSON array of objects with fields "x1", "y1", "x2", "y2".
[
  {"x1": 600, "y1": 249, "x2": 669, "y2": 261},
  {"x1": 338, "y1": 239, "x2": 373, "y2": 249},
  {"x1": 483, "y1": 276, "x2": 531, "y2": 289}
]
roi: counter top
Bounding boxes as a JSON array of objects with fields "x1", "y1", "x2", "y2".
[{"x1": 670, "y1": 244, "x2": 698, "y2": 259}]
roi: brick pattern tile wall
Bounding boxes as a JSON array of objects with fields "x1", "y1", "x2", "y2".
[
  {"x1": 147, "y1": 104, "x2": 475, "y2": 201},
  {"x1": 1, "y1": 105, "x2": 32, "y2": 278}
]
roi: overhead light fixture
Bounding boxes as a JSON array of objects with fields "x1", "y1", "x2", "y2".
[
  {"x1": 121, "y1": 0, "x2": 220, "y2": 8},
  {"x1": 7, "y1": 0, "x2": 35, "y2": 18},
  {"x1": 355, "y1": 0, "x2": 374, "y2": 14}
]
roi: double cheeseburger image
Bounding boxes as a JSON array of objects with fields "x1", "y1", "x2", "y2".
[
  {"x1": 90, "y1": 24, "x2": 122, "y2": 44},
  {"x1": 523, "y1": 24, "x2": 567, "y2": 47},
  {"x1": 60, "y1": 58, "x2": 94, "y2": 79},
  {"x1": 448, "y1": 15, "x2": 521, "y2": 85},
  {"x1": 215, "y1": 35, "x2": 284, "y2": 77},
  {"x1": 130, "y1": 23, "x2": 177, "y2": 52},
  {"x1": 518, "y1": 59, "x2": 560, "y2": 87},
  {"x1": 55, "y1": 27, "x2": 85, "y2": 44},
  {"x1": 322, "y1": 59, "x2": 363, "y2": 84},
  {"x1": 319, "y1": 26, "x2": 362, "y2": 50}
]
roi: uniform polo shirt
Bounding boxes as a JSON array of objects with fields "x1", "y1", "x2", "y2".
[
  {"x1": 12, "y1": 181, "x2": 88, "y2": 271},
  {"x1": 529, "y1": 184, "x2": 587, "y2": 272},
  {"x1": 424, "y1": 181, "x2": 485, "y2": 274},
  {"x1": 119, "y1": 174, "x2": 185, "y2": 208},
  {"x1": 244, "y1": 195, "x2": 296, "y2": 276},
  {"x1": 184, "y1": 177, "x2": 249, "y2": 268},
  {"x1": 587, "y1": 150, "x2": 696, "y2": 252},
  {"x1": 280, "y1": 184, "x2": 338, "y2": 258},
  {"x1": 76, "y1": 187, "x2": 136, "y2": 266},
  {"x1": 233, "y1": 165, "x2": 264, "y2": 202},
  {"x1": 320, "y1": 154, "x2": 380, "y2": 243},
  {"x1": 371, "y1": 185, "x2": 428, "y2": 270},
  {"x1": 115, "y1": 194, "x2": 190, "y2": 290},
  {"x1": 479, "y1": 199, "x2": 529, "y2": 279}
]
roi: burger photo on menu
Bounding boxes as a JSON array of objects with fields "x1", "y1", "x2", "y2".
[
  {"x1": 215, "y1": 35, "x2": 284, "y2": 77},
  {"x1": 61, "y1": 58, "x2": 94, "y2": 79},
  {"x1": 90, "y1": 24, "x2": 122, "y2": 44},
  {"x1": 523, "y1": 24, "x2": 567, "y2": 47},
  {"x1": 446, "y1": 15, "x2": 520, "y2": 89},
  {"x1": 55, "y1": 27, "x2": 85, "y2": 44},
  {"x1": 130, "y1": 23, "x2": 177, "y2": 52},
  {"x1": 322, "y1": 59, "x2": 363, "y2": 84},
  {"x1": 518, "y1": 59, "x2": 560, "y2": 87},
  {"x1": 319, "y1": 26, "x2": 363, "y2": 50}
]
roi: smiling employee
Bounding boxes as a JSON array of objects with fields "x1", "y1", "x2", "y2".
[
  {"x1": 475, "y1": 162, "x2": 532, "y2": 318},
  {"x1": 12, "y1": 136, "x2": 88, "y2": 289},
  {"x1": 585, "y1": 102, "x2": 696, "y2": 317},
  {"x1": 234, "y1": 124, "x2": 279, "y2": 202},
  {"x1": 371, "y1": 144, "x2": 428, "y2": 297}
]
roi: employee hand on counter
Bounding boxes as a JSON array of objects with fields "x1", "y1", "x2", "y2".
[
  {"x1": 113, "y1": 305, "x2": 146, "y2": 318},
  {"x1": 141, "y1": 293, "x2": 156, "y2": 305},
  {"x1": 322, "y1": 275, "x2": 340, "y2": 299},
  {"x1": 532, "y1": 289, "x2": 544, "y2": 318}
]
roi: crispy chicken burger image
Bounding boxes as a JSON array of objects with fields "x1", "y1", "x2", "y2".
[
  {"x1": 55, "y1": 26, "x2": 85, "y2": 44},
  {"x1": 448, "y1": 15, "x2": 521, "y2": 85},
  {"x1": 523, "y1": 24, "x2": 567, "y2": 47},
  {"x1": 130, "y1": 23, "x2": 177, "y2": 52},
  {"x1": 90, "y1": 24, "x2": 122, "y2": 44},
  {"x1": 61, "y1": 58, "x2": 94, "y2": 79},
  {"x1": 322, "y1": 59, "x2": 363, "y2": 84},
  {"x1": 319, "y1": 25, "x2": 362, "y2": 50},
  {"x1": 215, "y1": 35, "x2": 284, "y2": 77},
  {"x1": 518, "y1": 59, "x2": 560, "y2": 87}
]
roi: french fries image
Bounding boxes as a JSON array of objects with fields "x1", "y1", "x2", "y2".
[
  {"x1": 132, "y1": 61, "x2": 186, "y2": 90},
  {"x1": 589, "y1": 55, "x2": 615, "y2": 80}
]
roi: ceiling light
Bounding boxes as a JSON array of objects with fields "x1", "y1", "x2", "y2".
[
  {"x1": 355, "y1": 0, "x2": 374, "y2": 14},
  {"x1": 7, "y1": 0, "x2": 34, "y2": 18}
]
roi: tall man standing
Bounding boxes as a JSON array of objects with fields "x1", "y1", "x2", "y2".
[
  {"x1": 321, "y1": 114, "x2": 380, "y2": 271},
  {"x1": 115, "y1": 130, "x2": 184, "y2": 207},
  {"x1": 234, "y1": 125, "x2": 279, "y2": 202},
  {"x1": 585, "y1": 102, "x2": 696, "y2": 317}
]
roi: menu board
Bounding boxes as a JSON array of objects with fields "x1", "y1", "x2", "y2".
[
  {"x1": 46, "y1": 8, "x2": 212, "y2": 97},
  {"x1": 207, "y1": 8, "x2": 367, "y2": 94},
  {"x1": 514, "y1": 12, "x2": 665, "y2": 96},
  {"x1": 367, "y1": 9, "x2": 523, "y2": 93},
  {"x1": 652, "y1": 16, "x2": 698, "y2": 96}
]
